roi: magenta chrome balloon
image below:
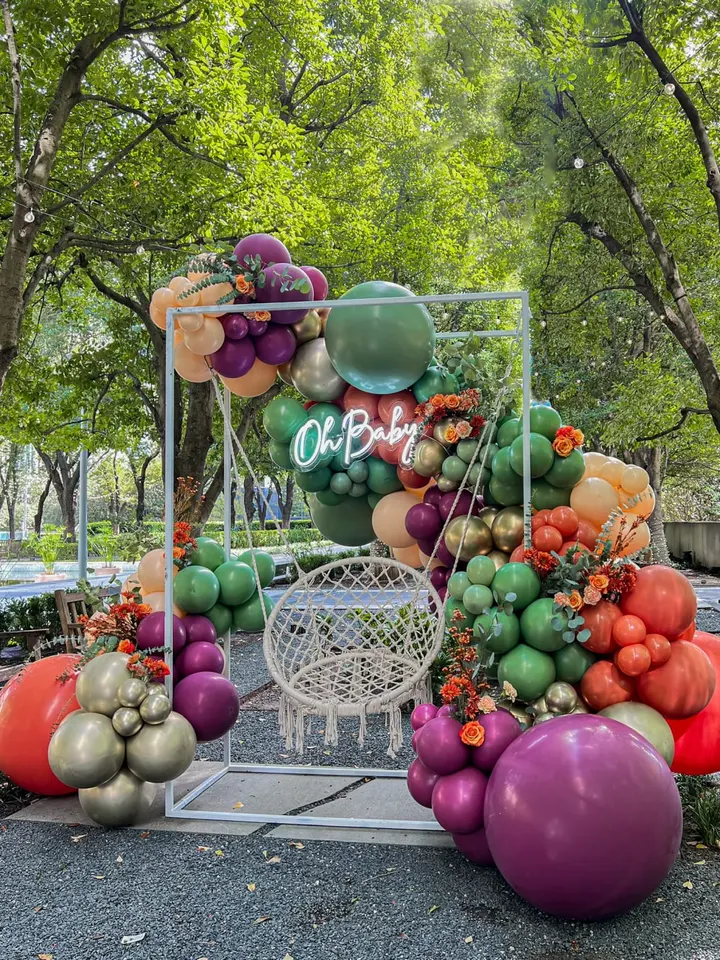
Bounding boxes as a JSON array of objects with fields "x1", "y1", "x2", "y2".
[
  {"x1": 407, "y1": 758, "x2": 440, "y2": 808},
  {"x1": 173, "y1": 672, "x2": 240, "y2": 742},
  {"x1": 410, "y1": 702, "x2": 438, "y2": 731},
  {"x1": 175, "y1": 641, "x2": 224, "y2": 679},
  {"x1": 211, "y1": 337, "x2": 255, "y2": 378},
  {"x1": 484, "y1": 715, "x2": 683, "y2": 920},
  {"x1": 136, "y1": 612, "x2": 186, "y2": 653},
  {"x1": 432, "y1": 766, "x2": 487, "y2": 835},
  {"x1": 233, "y1": 233, "x2": 290, "y2": 269},
  {"x1": 471, "y1": 709, "x2": 522, "y2": 772},
  {"x1": 182, "y1": 615, "x2": 217, "y2": 646},
  {"x1": 416, "y1": 717, "x2": 470, "y2": 776},
  {"x1": 254, "y1": 322, "x2": 297, "y2": 365}
]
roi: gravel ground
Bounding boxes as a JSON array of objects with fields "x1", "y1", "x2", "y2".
[{"x1": 697, "y1": 609, "x2": 720, "y2": 634}]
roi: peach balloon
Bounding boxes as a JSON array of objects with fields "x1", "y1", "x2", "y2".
[
  {"x1": 169, "y1": 276, "x2": 200, "y2": 307},
  {"x1": 621, "y1": 464, "x2": 649, "y2": 495},
  {"x1": 393, "y1": 543, "x2": 422, "y2": 567},
  {"x1": 599, "y1": 513, "x2": 651, "y2": 557},
  {"x1": 151, "y1": 286, "x2": 177, "y2": 311},
  {"x1": 624, "y1": 485, "x2": 655, "y2": 518},
  {"x1": 141, "y1": 591, "x2": 185, "y2": 618},
  {"x1": 199, "y1": 282, "x2": 234, "y2": 306},
  {"x1": 418, "y1": 550, "x2": 443, "y2": 571},
  {"x1": 569, "y1": 477, "x2": 620, "y2": 526},
  {"x1": 220, "y1": 360, "x2": 277, "y2": 397},
  {"x1": 184, "y1": 316, "x2": 225, "y2": 356},
  {"x1": 149, "y1": 300, "x2": 167, "y2": 329},
  {"x1": 582, "y1": 452, "x2": 607, "y2": 478},
  {"x1": 178, "y1": 311, "x2": 205, "y2": 333},
  {"x1": 599, "y1": 459, "x2": 625, "y2": 487},
  {"x1": 174, "y1": 342, "x2": 213, "y2": 383},
  {"x1": 137, "y1": 549, "x2": 169, "y2": 593},
  {"x1": 371, "y1": 491, "x2": 419, "y2": 548}
]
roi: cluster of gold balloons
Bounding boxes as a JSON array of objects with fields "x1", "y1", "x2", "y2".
[
  {"x1": 528, "y1": 681, "x2": 589, "y2": 724},
  {"x1": 445, "y1": 505, "x2": 524, "y2": 567}
]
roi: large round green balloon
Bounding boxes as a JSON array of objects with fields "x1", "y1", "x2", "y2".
[
  {"x1": 492, "y1": 562, "x2": 541, "y2": 610},
  {"x1": 366, "y1": 456, "x2": 403, "y2": 495},
  {"x1": 214, "y1": 559, "x2": 256, "y2": 606},
  {"x1": 509, "y1": 433, "x2": 554, "y2": 479},
  {"x1": 447, "y1": 572, "x2": 471, "y2": 600},
  {"x1": 529, "y1": 405, "x2": 562, "y2": 440},
  {"x1": 544, "y1": 449, "x2": 586, "y2": 488},
  {"x1": 263, "y1": 396, "x2": 308, "y2": 443},
  {"x1": 491, "y1": 447, "x2": 517, "y2": 484},
  {"x1": 325, "y1": 281, "x2": 436, "y2": 394},
  {"x1": 236, "y1": 549, "x2": 275, "y2": 588},
  {"x1": 316, "y1": 488, "x2": 347, "y2": 506},
  {"x1": 498, "y1": 643, "x2": 556, "y2": 701},
  {"x1": 189, "y1": 536, "x2": 225, "y2": 572},
  {"x1": 233, "y1": 591, "x2": 274, "y2": 633},
  {"x1": 488, "y1": 473, "x2": 523, "y2": 506},
  {"x1": 444, "y1": 598, "x2": 473, "y2": 632},
  {"x1": 554, "y1": 641, "x2": 596, "y2": 683},
  {"x1": 294, "y1": 466, "x2": 332, "y2": 493},
  {"x1": 473, "y1": 608, "x2": 520, "y2": 654},
  {"x1": 174, "y1": 566, "x2": 220, "y2": 614},
  {"x1": 442, "y1": 456, "x2": 468, "y2": 483},
  {"x1": 367, "y1": 492, "x2": 385, "y2": 509},
  {"x1": 531, "y1": 479, "x2": 572, "y2": 510},
  {"x1": 269, "y1": 440, "x2": 293, "y2": 470},
  {"x1": 309, "y1": 495, "x2": 375, "y2": 546},
  {"x1": 496, "y1": 417, "x2": 521, "y2": 448},
  {"x1": 205, "y1": 602, "x2": 233, "y2": 636},
  {"x1": 412, "y1": 366, "x2": 446, "y2": 404},
  {"x1": 520, "y1": 598, "x2": 567, "y2": 652},
  {"x1": 456, "y1": 439, "x2": 481, "y2": 464},
  {"x1": 463, "y1": 584, "x2": 494, "y2": 615},
  {"x1": 466, "y1": 555, "x2": 496, "y2": 587}
]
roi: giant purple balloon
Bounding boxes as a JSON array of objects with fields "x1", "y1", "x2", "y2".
[
  {"x1": 220, "y1": 313, "x2": 248, "y2": 341},
  {"x1": 453, "y1": 828, "x2": 494, "y2": 865},
  {"x1": 211, "y1": 337, "x2": 255, "y2": 377},
  {"x1": 484, "y1": 715, "x2": 683, "y2": 920},
  {"x1": 175, "y1": 641, "x2": 224, "y2": 680},
  {"x1": 471, "y1": 710, "x2": 522, "y2": 772},
  {"x1": 183, "y1": 615, "x2": 218, "y2": 645},
  {"x1": 432, "y1": 766, "x2": 487, "y2": 835},
  {"x1": 301, "y1": 266, "x2": 328, "y2": 300},
  {"x1": 416, "y1": 716, "x2": 470, "y2": 776},
  {"x1": 233, "y1": 233, "x2": 290, "y2": 269},
  {"x1": 405, "y1": 503, "x2": 442, "y2": 541},
  {"x1": 262, "y1": 263, "x2": 313, "y2": 324},
  {"x1": 410, "y1": 702, "x2": 438, "y2": 731},
  {"x1": 254, "y1": 322, "x2": 297, "y2": 364},
  {"x1": 136, "y1": 612, "x2": 186, "y2": 653},
  {"x1": 173, "y1": 671, "x2": 240, "y2": 742},
  {"x1": 407, "y1": 758, "x2": 440, "y2": 808}
]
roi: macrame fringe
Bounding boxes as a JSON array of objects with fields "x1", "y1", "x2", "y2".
[
  {"x1": 357, "y1": 703, "x2": 367, "y2": 747},
  {"x1": 385, "y1": 703, "x2": 403, "y2": 758},
  {"x1": 324, "y1": 702, "x2": 339, "y2": 747}
]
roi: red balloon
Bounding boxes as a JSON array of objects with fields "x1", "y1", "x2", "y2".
[
  {"x1": 375, "y1": 435, "x2": 403, "y2": 464},
  {"x1": 581, "y1": 660, "x2": 635, "y2": 711},
  {"x1": 576, "y1": 518, "x2": 600, "y2": 549},
  {"x1": 397, "y1": 465, "x2": 426, "y2": 489},
  {"x1": 533, "y1": 509, "x2": 551, "y2": 523},
  {"x1": 378, "y1": 391, "x2": 417, "y2": 425},
  {"x1": 674, "y1": 620, "x2": 696, "y2": 642},
  {"x1": 669, "y1": 632, "x2": 720, "y2": 775},
  {"x1": 578, "y1": 599, "x2": 622, "y2": 654},
  {"x1": 532, "y1": 525, "x2": 563, "y2": 552},
  {"x1": 612, "y1": 614, "x2": 647, "y2": 648},
  {"x1": 531, "y1": 514, "x2": 547, "y2": 533},
  {"x1": 343, "y1": 386, "x2": 379, "y2": 418},
  {"x1": 615, "y1": 643, "x2": 651, "y2": 677},
  {"x1": 637, "y1": 640, "x2": 716, "y2": 719},
  {"x1": 0, "y1": 655, "x2": 81, "y2": 795},
  {"x1": 509, "y1": 545, "x2": 525, "y2": 562},
  {"x1": 548, "y1": 506, "x2": 579, "y2": 538},
  {"x1": 644, "y1": 633, "x2": 672, "y2": 666},
  {"x1": 621, "y1": 565, "x2": 697, "y2": 639},
  {"x1": 558, "y1": 540, "x2": 590, "y2": 558}
]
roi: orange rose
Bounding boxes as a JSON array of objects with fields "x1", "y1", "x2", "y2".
[
  {"x1": 173, "y1": 546, "x2": 185, "y2": 559},
  {"x1": 460, "y1": 721, "x2": 485, "y2": 747},
  {"x1": 589, "y1": 574, "x2": 609, "y2": 591},
  {"x1": 248, "y1": 310, "x2": 271, "y2": 322},
  {"x1": 552, "y1": 436, "x2": 574, "y2": 457},
  {"x1": 444, "y1": 426, "x2": 459, "y2": 444},
  {"x1": 572, "y1": 428, "x2": 585, "y2": 447},
  {"x1": 430, "y1": 394, "x2": 445, "y2": 409},
  {"x1": 445, "y1": 394, "x2": 460, "y2": 409},
  {"x1": 235, "y1": 276, "x2": 254, "y2": 294},
  {"x1": 568, "y1": 590, "x2": 583, "y2": 611}
]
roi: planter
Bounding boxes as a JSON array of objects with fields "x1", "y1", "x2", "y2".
[
  {"x1": 0, "y1": 646, "x2": 27, "y2": 663},
  {"x1": 34, "y1": 571, "x2": 66, "y2": 582},
  {"x1": 93, "y1": 565, "x2": 121, "y2": 576}
]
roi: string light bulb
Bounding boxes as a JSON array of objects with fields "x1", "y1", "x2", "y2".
[
  {"x1": 664, "y1": 83, "x2": 676, "y2": 96},
  {"x1": 136, "y1": 245, "x2": 145, "y2": 255},
  {"x1": 23, "y1": 210, "x2": 35, "y2": 223},
  {"x1": 573, "y1": 157, "x2": 585, "y2": 169}
]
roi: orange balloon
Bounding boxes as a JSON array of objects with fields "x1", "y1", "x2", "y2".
[
  {"x1": 581, "y1": 660, "x2": 635, "y2": 711},
  {"x1": 220, "y1": 361, "x2": 278, "y2": 397},
  {"x1": 393, "y1": 543, "x2": 421, "y2": 567},
  {"x1": 668, "y1": 631, "x2": 720, "y2": 775},
  {"x1": 675, "y1": 621, "x2": 696, "y2": 642},
  {"x1": 599, "y1": 513, "x2": 651, "y2": 557},
  {"x1": 371, "y1": 491, "x2": 418, "y2": 548},
  {"x1": 548, "y1": 506, "x2": 578, "y2": 538},
  {"x1": 531, "y1": 514, "x2": 547, "y2": 533},
  {"x1": 137, "y1": 548, "x2": 168, "y2": 593},
  {"x1": 174, "y1": 342, "x2": 213, "y2": 383},
  {"x1": 418, "y1": 549, "x2": 443, "y2": 571},
  {"x1": 615, "y1": 643, "x2": 651, "y2": 677},
  {"x1": 397, "y1": 465, "x2": 427, "y2": 489},
  {"x1": 599, "y1": 459, "x2": 625, "y2": 487},
  {"x1": 582, "y1": 451, "x2": 608, "y2": 478},
  {"x1": 637, "y1": 640, "x2": 716, "y2": 719},
  {"x1": 558, "y1": 540, "x2": 590, "y2": 558},
  {"x1": 570, "y1": 477, "x2": 620, "y2": 527},
  {"x1": 509, "y1": 545, "x2": 525, "y2": 562},
  {"x1": 580, "y1": 599, "x2": 623, "y2": 654},
  {"x1": 532, "y1": 526, "x2": 563, "y2": 552},
  {"x1": 612, "y1": 614, "x2": 647, "y2": 647},
  {"x1": 198, "y1": 282, "x2": 234, "y2": 306},
  {"x1": 378, "y1": 391, "x2": 417, "y2": 424},
  {"x1": 624, "y1": 485, "x2": 655, "y2": 519},
  {"x1": 184, "y1": 315, "x2": 225, "y2": 356},
  {"x1": 533, "y1": 509, "x2": 551, "y2": 523},
  {"x1": 0, "y1": 655, "x2": 81, "y2": 795},
  {"x1": 621, "y1": 464, "x2": 649, "y2": 495},
  {"x1": 576, "y1": 518, "x2": 600, "y2": 549},
  {"x1": 177, "y1": 311, "x2": 205, "y2": 333},
  {"x1": 621, "y1": 565, "x2": 697, "y2": 639},
  {"x1": 149, "y1": 300, "x2": 168, "y2": 329},
  {"x1": 644, "y1": 633, "x2": 672, "y2": 666}
]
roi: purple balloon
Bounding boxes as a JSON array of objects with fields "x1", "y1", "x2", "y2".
[
  {"x1": 261, "y1": 263, "x2": 313, "y2": 324},
  {"x1": 437, "y1": 703, "x2": 457, "y2": 718},
  {"x1": 423, "y1": 487, "x2": 443, "y2": 507},
  {"x1": 432, "y1": 766, "x2": 488, "y2": 835},
  {"x1": 173, "y1": 671, "x2": 240, "y2": 742},
  {"x1": 407, "y1": 758, "x2": 440, "y2": 809},
  {"x1": 411, "y1": 730, "x2": 420, "y2": 752},
  {"x1": 485, "y1": 715, "x2": 683, "y2": 920},
  {"x1": 429, "y1": 567, "x2": 448, "y2": 590},
  {"x1": 405, "y1": 503, "x2": 442, "y2": 541},
  {"x1": 439, "y1": 491, "x2": 473, "y2": 522},
  {"x1": 183, "y1": 615, "x2": 218, "y2": 645},
  {"x1": 453, "y1": 828, "x2": 494, "y2": 865},
  {"x1": 136, "y1": 612, "x2": 186, "y2": 653},
  {"x1": 437, "y1": 586, "x2": 447, "y2": 603},
  {"x1": 175, "y1": 641, "x2": 224, "y2": 680},
  {"x1": 436, "y1": 540, "x2": 455, "y2": 567},
  {"x1": 417, "y1": 537, "x2": 437, "y2": 556},
  {"x1": 416, "y1": 717, "x2": 470, "y2": 776},
  {"x1": 471, "y1": 709, "x2": 522, "y2": 772},
  {"x1": 247, "y1": 317, "x2": 268, "y2": 337},
  {"x1": 220, "y1": 313, "x2": 249, "y2": 341},
  {"x1": 301, "y1": 266, "x2": 328, "y2": 300},
  {"x1": 233, "y1": 233, "x2": 290, "y2": 269},
  {"x1": 410, "y1": 702, "x2": 438, "y2": 731},
  {"x1": 211, "y1": 337, "x2": 256, "y2": 378},
  {"x1": 254, "y1": 322, "x2": 297, "y2": 364}
]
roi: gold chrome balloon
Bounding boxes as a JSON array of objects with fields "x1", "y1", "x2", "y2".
[
  {"x1": 545, "y1": 681, "x2": 578, "y2": 715},
  {"x1": 445, "y1": 516, "x2": 493, "y2": 561},
  {"x1": 291, "y1": 309, "x2": 323, "y2": 345},
  {"x1": 126, "y1": 712, "x2": 197, "y2": 783},
  {"x1": 433, "y1": 417, "x2": 459, "y2": 447},
  {"x1": 146, "y1": 682, "x2": 168, "y2": 696},
  {"x1": 491, "y1": 506, "x2": 525, "y2": 553},
  {"x1": 571, "y1": 699, "x2": 590, "y2": 715},
  {"x1": 599, "y1": 701, "x2": 675, "y2": 766},
  {"x1": 436, "y1": 475, "x2": 459, "y2": 493},
  {"x1": 48, "y1": 711, "x2": 125, "y2": 789},
  {"x1": 79, "y1": 768, "x2": 157, "y2": 828},
  {"x1": 112, "y1": 706, "x2": 143, "y2": 737},
  {"x1": 477, "y1": 506, "x2": 500, "y2": 528},
  {"x1": 497, "y1": 699, "x2": 532, "y2": 730},
  {"x1": 317, "y1": 307, "x2": 331, "y2": 332},
  {"x1": 139, "y1": 694, "x2": 172, "y2": 725},
  {"x1": 413, "y1": 439, "x2": 447, "y2": 478},
  {"x1": 533, "y1": 711, "x2": 556, "y2": 724},
  {"x1": 290, "y1": 338, "x2": 346, "y2": 401},
  {"x1": 527, "y1": 696, "x2": 548, "y2": 717},
  {"x1": 488, "y1": 549, "x2": 509, "y2": 571},
  {"x1": 118, "y1": 678, "x2": 148, "y2": 709},
  {"x1": 76, "y1": 652, "x2": 132, "y2": 717},
  {"x1": 277, "y1": 361, "x2": 294, "y2": 385}
]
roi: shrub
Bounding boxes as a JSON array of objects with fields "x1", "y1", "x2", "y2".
[
  {"x1": 0, "y1": 593, "x2": 62, "y2": 637},
  {"x1": 677, "y1": 774, "x2": 720, "y2": 847}
]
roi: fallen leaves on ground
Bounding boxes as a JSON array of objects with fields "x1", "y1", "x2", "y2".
[
  {"x1": 288, "y1": 842, "x2": 305, "y2": 850},
  {"x1": 428, "y1": 905, "x2": 439, "y2": 914},
  {"x1": 253, "y1": 916, "x2": 271, "y2": 925},
  {"x1": 121, "y1": 934, "x2": 146, "y2": 944},
  {"x1": 214, "y1": 850, "x2": 224, "y2": 857},
  {"x1": 138, "y1": 832, "x2": 150, "y2": 839},
  {"x1": 37, "y1": 954, "x2": 53, "y2": 959},
  {"x1": 197, "y1": 846, "x2": 210, "y2": 852},
  {"x1": 682, "y1": 881, "x2": 694, "y2": 890},
  {"x1": 70, "y1": 835, "x2": 87, "y2": 843},
  {"x1": 93, "y1": 875, "x2": 105, "y2": 880},
  {"x1": 233, "y1": 801, "x2": 245, "y2": 809},
  {"x1": 694, "y1": 860, "x2": 707, "y2": 865},
  {"x1": 116, "y1": 856, "x2": 123, "y2": 863},
  {"x1": 464, "y1": 936, "x2": 474, "y2": 944},
  {"x1": 247, "y1": 883, "x2": 256, "y2": 892}
]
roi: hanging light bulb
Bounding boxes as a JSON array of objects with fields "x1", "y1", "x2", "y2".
[
  {"x1": 664, "y1": 83, "x2": 675, "y2": 96},
  {"x1": 539, "y1": 320, "x2": 547, "y2": 328},
  {"x1": 136, "y1": 244, "x2": 145, "y2": 255},
  {"x1": 24, "y1": 210, "x2": 35, "y2": 223},
  {"x1": 573, "y1": 157, "x2": 585, "y2": 169},
  {"x1": 581, "y1": 319, "x2": 588, "y2": 326}
]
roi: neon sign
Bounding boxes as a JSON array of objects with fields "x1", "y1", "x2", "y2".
[{"x1": 292, "y1": 406, "x2": 421, "y2": 471}]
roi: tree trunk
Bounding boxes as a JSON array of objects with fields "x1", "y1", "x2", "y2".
[
  {"x1": 255, "y1": 487, "x2": 268, "y2": 529},
  {"x1": 33, "y1": 474, "x2": 52, "y2": 534},
  {"x1": 230, "y1": 477, "x2": 237, "y2": 529},
  {"x1": 628, "y1": 447, "x2": 670, "y2": 564},
  {"x1": 282, "y1": 475, "x2": 294, "y2": 528},
  {"x1": 129, "y1": 451, "x2": 158, "y2": 526},
  {"x1": 243, "y1": 474, "x2": 255, "y2": 527},
  {"x1": 35, "y1": 450, "x2": 80, "y2": 539},
  {"x1": 7, "y1": 498, "x2": 16, "y2": 540}
]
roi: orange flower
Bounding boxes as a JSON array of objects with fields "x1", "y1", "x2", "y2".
[
  {"x1": 235, "y1": 276, "x2": 254, "y2": 295},
  {"x1": 445, "y1": 394, "x2": 460, "y2": 409},
  {"x1": 478, "y1": 696, "x2": 497, "y2": 714},
  {"x1": 568, "y1": 590, "x2": 583, "y2": 611},
  {"x1": 248, "y1": 310, "x2": 271, "y2": 322},
  {"x1": 460, "y1": 721, "x2": 485, "y2": 747},
  {"x1": 589, "y1": 574, "x2": 609, "y2": 591},
  {"x1": 173, "y1": 546, "x2": 185, "y2": 559},
  {"x1": 430, "y1": 394, "x2": 445, "y2": 409},
  {"x1": 553, "y1": 436, "x2": 574, "y2": 457},
  {"x1": 117, "y1": 640, "x2": 136, "y2": 654},
  {"x1": 444, "y1": 426, "x2": 459, "y2": 444},
  {"x1": 572, "y1": 428, "x2": 584, "y2": 447}
]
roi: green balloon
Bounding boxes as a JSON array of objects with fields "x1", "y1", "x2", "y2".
[
  {"x1": 492, "y1": 562, "x2": 541, "y2": 610},
  {"x1": 263, "y1": 396, "x2": 308, "y2": 443},
  {"x1": 214, "y1": 559, "x2": 256, "y2": 606},
  {"x1": 531, "y1": 479, "x2": 572, "y2": 510},
  {"x1": 497, "y1": 644, "x2": 556, "y2": 701},
  {"x1": 463, "y1": 584, "x2": 494, "y2": 615},
  {"x1": 496, "y1": 417, "x2": 521, "y2": 448},
  {"x1": 509, "y1": 433, "x2": 554, "y2": 479},
  {"x1": 269, "y1": 440, "x2": 293, "y2": 470},
  {"x1": 366, "y1": 456, "x2": 403, "y2": 495},
  {"x1": 447, "y1": 572, "x2": 471, "y2": 600},
  {"x1": 479, "y1": 442, "x2": 499, "y2": 465},
  {"x1": 466, "y1": 555, "x2": 496, "y2": 586},
  {"x1": 544, "y1": 449, "x2": 586, "y2": 488},
  {"x1": 174, "y1": 566, "x2": 220, "y2": 614},
  {"x1": 330, "y1": 472, "x2": 352, "y2": 495},
  {"x1": 468, "y1": 463, "x2": 490, "y2": 488},
  {"x1": 444, "y1": 598, "x2": 473, "y2": 632},
  {"x1": 442, "y1": 456, "x2": 468, "y2": 482},
  {"x1": 309, "y1": 403, "x2": 343, "y2": 430},
  {"x1": 484, "y1": 486, "x2": 500, "y2": 506},
  {"x1": 520, "y1": 598, "x2": 568, "y2": 652},
  {"x1": 233, "y1": 591, "x2": 274, "y2": 633},
  {"x1": 473, "y1": 608, "x2": 520, "y2": 654},
  {"x1": 349, "y1": 482, "x2": 368, "y2": 498},
  {"x1": 442, "y1": 371, "x2": 459, "y2": 394},
  {"x1": 491, "y1": 447, "x2": 517, "y2": 484},
  {"x1": 555, "y1": 641, "x2": 597, "y2": 683},
  {"x1": 529, "y1": 405, "x2": 562, "y2": 440},
  {"x1": 497, "y1": 409, "x2": 518, "y2": 427},
  {"x1": 488, "y1": 473, "x2": 523, "y2": 507},
  {"x1": 457, "y1": 439, "x2": 481, "y2": 464},
  {"x1": 316, "y1": 488, "x2": 347, "y2": 506},
  {"x1": 347, "y1": 460, "x2": 369, "y2": 483},
  {"x1": 326, "y1": 281, "x2": 436, "y2": 394},
  {"x1": 367, "y1": 492, "x2": 384, "y2": 509},
  {"x1": 188, "y1": 536, "x2": 225, "y2": 572},
  {"x1": 309, "y1": 495, "x2": 375, "y2": 546},
  {"x1": 412, "y1": 366, "x2": 446, "y2": 404},
  {"x1": 236, "y1": 550, "x2": 275, "y2": 588},
  {"x1": 295, "y1": 466, "x2": 332, "y2": 493},
  {"x1": 205, "y1": 602, "x2": 233, "y2": 636}
]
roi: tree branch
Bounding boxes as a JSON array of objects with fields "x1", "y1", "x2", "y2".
[
  {"x1": 636, "y1": 407, "x2": 711, "y2": 442},
  {"x1": 541, "y1": 284, "x2": 636, "y2": 316},
  {"x1": 587, "y1": 34, "x2": 633, "y2": 48},
  {"x1": 1, "y1": 0, "x2": 23, "y2": 184}
]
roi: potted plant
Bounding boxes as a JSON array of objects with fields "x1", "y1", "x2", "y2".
[
  {"x1": 90, "y1": 531, "x2": 121, "y2": 576},
  {"x1": 27, "y1": 532, "x2": 66, "y2": 581},
  {"x1": 0, "y1": 638, "x2": 27, "y2": 663}
]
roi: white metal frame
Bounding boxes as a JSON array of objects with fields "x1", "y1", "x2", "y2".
[{"x1": 161, "y1": 290, "x2": 532, "y2": 830}]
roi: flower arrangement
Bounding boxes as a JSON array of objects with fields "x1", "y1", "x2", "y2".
[
  {"x1": 552, "y1": 425, "x2": 584, "y2": 457},
  {"x1": 172, "y1": 520, "x2": 197, "y2": 569},
  {"x1": 177, "y1": 252, "x2": 311, "y2": 307},
  {"x1": 416, "y1": 389, "x2": 486, "y2": 439}
]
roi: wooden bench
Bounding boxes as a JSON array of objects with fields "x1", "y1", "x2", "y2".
[{"x1": 54, "y1": 585, "x2": 121, "y2": 652}]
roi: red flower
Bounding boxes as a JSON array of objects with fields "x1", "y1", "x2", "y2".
[{"x1": 117, "y1": 640, "x2": 136, "y2": 654}]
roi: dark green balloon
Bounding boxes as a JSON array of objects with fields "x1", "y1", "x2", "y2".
[
  {"x1": 316, "y1": 488, "x2": 347, "y2": 506},
  {"x1": 491, "y1": 446, "x2": 517, "y2": 484},
  {"x1": 309, "y1": 494, "x2": 375, "y2": 546},
  {"x1": 473, "y1": 608, "x2": 520, "y2": 654},
  {"x1": 366, "y1": 456, "x2": 403, "y2": 495},
  {"x1": 330, "y1": 472, "x2": 352, "y2": 495},
  {"x1": 496, "y1": 417, "x2": 521, "y2": 448},
  {"x1": 326, "y1": 280, "x2": 436, "y2": 394},
  {"x1": 205, "y1": 602, "x2": 233, "y2": 636},
  {"x1": 520, "y1": 598, "x2": 567, "y2": 652},
  {"x1": 188, "y1": 536, "x2": 225, "y2": 572},
  {"x1": 442, "y1": 371, "x2": 459, "y2": 393},
  {"x1": 442, "y1": 456, "x2": 468, "y2": 483},
  {"x1": 295, "y1": 466, "x2": 332, "y2": 493},
  {"x1": 488, "y1": 473, "x2": 523, "y2": 507},
  {"x1": 544, "y1": 449, "x2": 586, "y2": 488},
  {"x1": 497, "y1": 409, "x2": 518, "y2": 427},
  {"x1": 492, "y1": 562, "x2": 541, "y2": 610},
  {"x1": 529, "y1": 405, "x2": 562, "y2": 440},
  {"x1": 444, "y1": 598, "x2": 473, "y2": 632},
  {"x1": 349, "y1": 482, "x2": 368, "y2": 498},
  {"x1": 531, "y1": 479, "x2": 572, "y2": 510},
  {"x1": 236, "y1": 549, "x2": 275, "y2": 588},
  {"x1": 509, "y1": 432, "x2": 554, "y2": 479},
  {"x1": 214, "y1": 559, "x2": 256, "y2": 606},
  {"x1": 174, "y1": 566, "x2": 220, "y2": 614},
  {"x1": 413, "y1": 366, "x2": 446, "y2": 403},
  {"x1": 347, "y1": 460, "x2": 369, "y2": 483},
  {"x1": 263, "y1": 396, "x2": 308, "y2": 443},
  {"x1": 233, "y1": 591, "x2": 274, "y2": 633},
  {"x1": 367, "y1": 492, "x2": 385, "y2": 509},
  {"x1": 269, "y1": 439, "x2": 293, "y2": 470},
  {"x1": 497, "y1": 644, "x2": 556, "y2": 701},
  {"x1": 555, "y1": 641, "x2": 597, "y2": 683}
]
